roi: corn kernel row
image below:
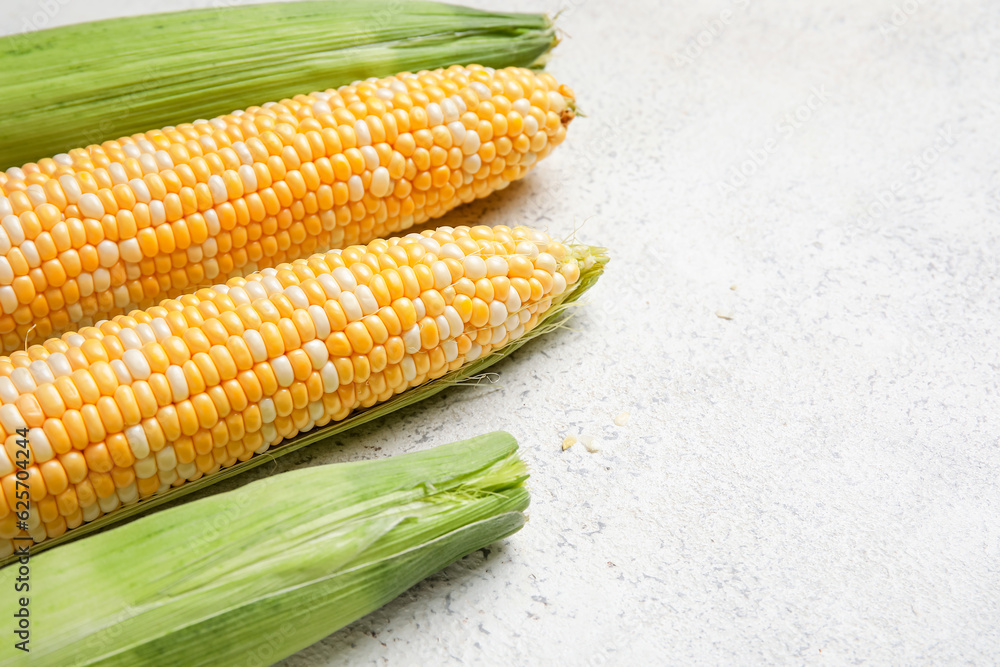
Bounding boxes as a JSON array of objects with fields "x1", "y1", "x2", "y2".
[
  {"x1": 0, "y1": 224, "x2": 585, "y2": 554},
  {"x1": 0, "y1": 65, "x2": 576, "y2": 353}
]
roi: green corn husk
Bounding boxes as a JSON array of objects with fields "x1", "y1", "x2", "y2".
[
  {"x1": 0, "y1": 1, "x2": 556, "y2": 169},
  {"x1": 0, "y1": 243, "x2": 607, "y2": 565},
  {"x1": 0, "y1": 432, "x2": 529, "y2": 666}
]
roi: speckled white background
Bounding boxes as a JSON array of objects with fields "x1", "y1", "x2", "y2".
[{"x1": 4, "y1": 0, "x2": 1000, "y2": 664}]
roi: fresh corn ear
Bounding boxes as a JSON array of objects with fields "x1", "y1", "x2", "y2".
[
  {"x1": 0, "y1": 64, "x2": 576, "y2": 351},
  {"x1": 0, "y1": 432, "x2": 529, "y2": 666},
  {"x1": 0, "y1": 224, "x2": 606, "y2": 554},
  {"x1": 0, "y1": 0, "x2": 557, "y2": 168}
]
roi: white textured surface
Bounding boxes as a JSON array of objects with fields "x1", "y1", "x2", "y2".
[{"x1": 4, "y1": 0, "x2": 1000, "y2": 664}]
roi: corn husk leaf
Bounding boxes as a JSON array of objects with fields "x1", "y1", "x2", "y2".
[
  {"x1": 0, "y1": 0, "x2": 556, "y2": 168},
  {"x1": 0, "y1": 431, "x2": 528, "y2": 666}
]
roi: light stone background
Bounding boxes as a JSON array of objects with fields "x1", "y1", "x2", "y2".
[{"x1": 3, "y1": 0, "x2": 999, "y2": 664}]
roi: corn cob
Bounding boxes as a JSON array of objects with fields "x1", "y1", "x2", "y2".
[
  {"x1": 0, "y1": 224, "x2": 596, "y2": 554},
  {"x1": 0, "y1": 0, "x2": 556, "y2": 168},
  {"x1": 0, "y1": 65, "x2": 575, "y2": 354},
  {"x1": 0, "y1": 433, "x2": 528, "y2": 666}
]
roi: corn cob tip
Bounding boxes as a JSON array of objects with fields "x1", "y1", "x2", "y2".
[
  {"x1": 555, "y1": 85, "x2": 577, "y2": 125},
  {"x1": 569, "y1": 244, "x2": 608, "y2": 271}
]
